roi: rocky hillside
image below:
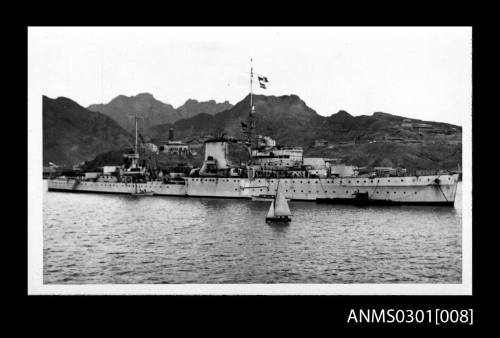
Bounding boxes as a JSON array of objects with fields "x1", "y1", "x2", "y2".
[
  {"x1": 149, "y1": 94, "x2": 319, "y2": 145},
  {"x1": 176, "y1": 99, "x2": 233, "y2": 119},
  {"x1": 148, "y1": 94, "x2": 462, "y2": 170},
  {"x1": 87, "y1": 93, "x2": 181, "y2": 133},
  {"x1": 46, "y1": 92, "x2": 462, "y2": 171},
  {"x1": 87, "y1": 93, "x2": 233, "y2": 134},
  {"x1": 43, "y1": 96, "x2": 133, "y2": 166}
]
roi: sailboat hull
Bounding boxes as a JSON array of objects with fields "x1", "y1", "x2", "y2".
[{"x1": 265, "y1": 216, "x2": 291, "y2": 223}]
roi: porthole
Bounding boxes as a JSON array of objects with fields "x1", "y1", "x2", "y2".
[
  {"x1": 401, "y1": 179, "x2": 404, "y2": 182},
  {"x1": 403, "y1": 191, "x2": 406, "y2": 194},
  {"x1": 415, "y1": 192, "x2": 417, "y2": 194},
  {"x1": 357, "y1": 180, "x2": 359, "y2": 183},
  {"x1": 394, "y1": 191, "x2": 396, "y2": 194},
  {"x1": 346, "y1": 191, "x2": 348, "y2": 194},
  {"x1": 387, "y1": 191, "x2": 389, "y2": 194},
  {"x1": 340, "y1": 181, "x2": 342, "y2": 184},
  {"x1": 388, "y1": 179, "x2": 390, "y2": 182},
  {"x1": 348, "y1": 181, "x2": 351, "y2": 183},
  {"x1": 376, "y1": 191, "x2": 379, "y2": 194}
]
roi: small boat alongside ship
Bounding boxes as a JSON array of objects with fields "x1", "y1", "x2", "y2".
[
  {"x1": 131, "y1": 183, "x2": 154, "y2": 196},
  {"x1": 252, "y1": 194, "x2": 291, "y2": 202}
]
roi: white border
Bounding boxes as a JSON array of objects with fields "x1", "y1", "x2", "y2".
[{"x1": 27, "y1": 27, "x2": 472, "y2": 295}]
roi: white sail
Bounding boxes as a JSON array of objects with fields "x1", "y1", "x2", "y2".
[
  {"x1": 274, "y1": 185, "x2": 291, "y2": 216},
  {"x1": 267, "y1": 201, "x2": 275, "y2": 218}
]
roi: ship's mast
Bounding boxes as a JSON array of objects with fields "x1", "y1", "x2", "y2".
[
  {"x1": 250, "y1": 58, "x2": 253, "y2": 116},
  {"x1": 241, "y1": 58, "x2": 257, "y2": 160},
  {"x1": 248, "y1": 58, "x2": 256, "y2": 151},
  {"x1": 128, "y1": 113, "x2": 143, "y2": 168},
  {"x1": 134, "y1": 114, "x2": 138, "y2": 155}
]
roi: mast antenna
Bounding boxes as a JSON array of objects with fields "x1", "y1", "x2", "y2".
[
  {"x1": 128, "y1": 113, "x2": 144, "y2": 155},
  {"x1": 248, "y1": 58, "x2": 256, "y2": 150},
  {"x1": 250, "y1": 58, "x2": 253, "y2": 114}
]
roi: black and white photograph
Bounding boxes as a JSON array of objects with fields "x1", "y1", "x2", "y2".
[{"x1": 28, "y1": 26, "x2": 472, "y2": 295}]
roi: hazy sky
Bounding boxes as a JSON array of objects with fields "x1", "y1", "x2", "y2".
[{"x1": 29, "y1": 27, "x2": 471, "y2": 126}]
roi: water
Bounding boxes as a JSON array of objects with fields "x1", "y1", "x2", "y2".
[{"x1": 43, "y1": 181, "x2": 462, "y2": 284}]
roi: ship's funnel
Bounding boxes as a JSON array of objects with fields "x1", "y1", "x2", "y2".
[
  {"x1": 169, "y1": 128, "x2": 174, "y2": 141},
  {"x1": 204, "y1": 139, "x2": 229, "y2": 169}
]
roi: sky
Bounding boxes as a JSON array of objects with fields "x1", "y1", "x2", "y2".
[{"x1": 28, "y1": 27, "x2": 471, "y2": 126}]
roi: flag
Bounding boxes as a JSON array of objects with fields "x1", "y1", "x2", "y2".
[
  {"x1": 241, "y1": 121, "x2": 247, "y2": 128},
  {"x1": 258, "y1": 75, "x2": 269, "y2": 90}
]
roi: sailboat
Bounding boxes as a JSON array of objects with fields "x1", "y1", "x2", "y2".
[{"x1": 265, "y1": 183, "x2": 292, "y2": 223}]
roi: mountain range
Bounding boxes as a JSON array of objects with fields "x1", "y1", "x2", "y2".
[
  {"x1": 87, "y1": 93, "x2": 233, "y2": 134},
  {"x1": 43, "y1": 93, "x2": 462, "y2": 170},
  {"x1": 147, "y1": 94, "x2": 461, "y2": 169},
  {"x1": 43, "y1": 95, "x2": 133, "y2": 166}
]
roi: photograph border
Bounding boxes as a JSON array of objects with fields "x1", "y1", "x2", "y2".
[{"x1": 27, "y1": 26, "x2": 473, "y2": 295}]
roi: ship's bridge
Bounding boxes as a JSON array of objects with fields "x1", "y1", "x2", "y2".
[
  {"x1": 251, "y1": 146, "x2": 303, "y2": 170},
  {"x1": 252, "y1": 146, "x2": 303, "y2": 162}
]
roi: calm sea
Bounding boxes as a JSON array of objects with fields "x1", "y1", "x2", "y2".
[{"x1": 43, "y1": 181, "x2": 462, "y2": 284}]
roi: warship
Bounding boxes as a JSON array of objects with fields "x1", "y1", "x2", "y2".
[{"x1": 47, "y1": 61, "x2": 459, "y2": 206}]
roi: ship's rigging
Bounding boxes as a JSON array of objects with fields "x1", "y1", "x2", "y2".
[{"x1": 242, "y1": 58, "x2": 257, "y2": 156}]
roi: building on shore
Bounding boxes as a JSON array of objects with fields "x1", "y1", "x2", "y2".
[
  {"x1": 159, "y1": 128, "x2": 190, "y2": 156},
  {"x1": 160, "y1": 141, "x2": 190, "y2": 155}
]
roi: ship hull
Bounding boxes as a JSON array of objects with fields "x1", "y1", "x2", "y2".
[
  {"x1": 315, "y1": 198, "x2": 455, "y2": 206},
  {"x1": 47, "y1": 174, "x2": 459, "y2": 206}
]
